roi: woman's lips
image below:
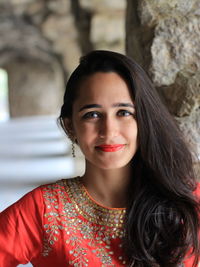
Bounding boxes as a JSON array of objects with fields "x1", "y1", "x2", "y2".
[{"x1": 95, "y1": 144, "x2": 125, "y2": 152}]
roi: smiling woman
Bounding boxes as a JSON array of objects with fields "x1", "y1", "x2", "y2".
[{"x1": 0, "y1": 51, "x2": 199, "y2": 267}]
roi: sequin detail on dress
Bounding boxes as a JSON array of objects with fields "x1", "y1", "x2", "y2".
[{"x1": 42, "y1": 178, "x2": 127, "y2": 266}]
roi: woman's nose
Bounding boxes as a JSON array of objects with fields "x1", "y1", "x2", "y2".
[{"x1": 98, "y1": 116, "x2": 118, "y2": 139}]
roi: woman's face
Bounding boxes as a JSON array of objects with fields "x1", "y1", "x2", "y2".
[{"x1": 69, "y1": 72, "x2": 138, "y2": 170}]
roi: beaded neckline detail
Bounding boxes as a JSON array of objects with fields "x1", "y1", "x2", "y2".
[{"x1": 63, "y1": 177, "x2": 126, "y2": 228}]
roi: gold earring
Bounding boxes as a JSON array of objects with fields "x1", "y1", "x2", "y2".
[{"x1": 71, "y1": 141, "x2": 76, "y2": 158}]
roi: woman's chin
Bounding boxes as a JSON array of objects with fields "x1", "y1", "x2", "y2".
[{"x1": 87, "y1": 158, "x2": 132, "y2": 170}]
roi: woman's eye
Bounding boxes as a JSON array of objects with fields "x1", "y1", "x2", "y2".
[
  {"x1": 117, "y1": 110, "x2": 133, "y2": 117},
  {"x1": 82, "y1": 111, "x2": 100, "y2": 119}
]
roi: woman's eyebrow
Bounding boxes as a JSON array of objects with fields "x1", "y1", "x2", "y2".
[
  {"x1": 112, "y1": 103, "x2": 135, "y2": 108},
  {"x1": 79, "y1": 104, "x2": 101, "y2": 112},
  {"x1": 79, "y1": 102, "x2": 134, "y2": 112}
]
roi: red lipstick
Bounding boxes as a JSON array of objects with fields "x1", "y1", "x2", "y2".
[{"x1": 96, "y1": 144, "x2": 125, "y2": 152}]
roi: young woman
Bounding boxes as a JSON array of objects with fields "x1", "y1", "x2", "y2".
[{"x1": 0, "y1": 50, "x2": 199, "y2": 267}]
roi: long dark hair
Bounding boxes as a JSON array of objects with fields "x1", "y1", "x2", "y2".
[{"x1": 59, "y1": 50, "x2": 200, "y2": 266}]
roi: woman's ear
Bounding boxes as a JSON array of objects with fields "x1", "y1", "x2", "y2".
[{"x1": 63, "y1": 118, "x2": 75, "y2": 141}]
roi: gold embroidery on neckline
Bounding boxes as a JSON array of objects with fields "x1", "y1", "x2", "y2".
[
  {"x1": 62, "y1": 178, "x2": 126, "y2": 228},
  {"x1": 42, "y1": 178, "x2": 127, "y2": 265}
]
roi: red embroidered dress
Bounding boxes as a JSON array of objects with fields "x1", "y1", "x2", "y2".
[
  {"x1": 0, "y1": 178, "x2": 127, "y2": 267},
  {"x1": 0, "y1": 177, "x2": 199, "y2": 267}
]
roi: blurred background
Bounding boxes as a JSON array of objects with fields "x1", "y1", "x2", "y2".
[{"x1": 0, "y1": 1, "x2": 200, "y2": 265}]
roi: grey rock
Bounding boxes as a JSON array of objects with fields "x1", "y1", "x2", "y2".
[{"x1": 126, "y1": 0, "x2": 200, "y2": 175}]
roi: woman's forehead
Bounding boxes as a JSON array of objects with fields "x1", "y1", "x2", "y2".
[{"x1": 75, "y1": 72, "x2": 133, "y2": 102}]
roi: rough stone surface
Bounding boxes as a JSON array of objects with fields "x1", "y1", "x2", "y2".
[
  {"x1": 126, "y1": 0, "x2": 153, "y2": 68},
  {"x1": 194, "y1": 163, "x2": 200, "y2": 180},
  {"x1": 0, "y1": 0, "x2": 126, "y2": 117},
  {"x1": 81, "y1": 0, "x2": 126, "y2": 52},
  {"x1": 176, "y1": 109, "x2": 200, "y2": 179},
  {"x1": 159, "y1": 71, "x2": 200, "y2": 117},
  {"x1": 41, "y1": 14, "x2": 81, "y2": 72},
  {"x1": 126, "y1": 0, "x2": 200, "y2": 174},
  {"x1": 151, "y1": 16, "x2": 200, "y2": 86},
  {"x1": 80, "y1": 0, "x2": 126, "y2": 12},
  {"x1": 91, "y1": 13, "x2": 125, "y2": 52},
  {"x1": 5, "y1": 57, "x2": 64, "y2": 117},
  {"x1": 138, "y1": 0, "x2": 199, "y2": 27}
]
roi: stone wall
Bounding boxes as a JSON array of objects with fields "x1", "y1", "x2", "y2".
[
  {"x1": 79, "y1": 0, "x2": 126, "y2": 52},
  {"x1": 6, "y1": 57, "x2": 64, "y2": 117},
  {"x1": 126, "y1": 0, "x2": 200, "y2": 177},
  {"x1": 0, "y1": 0, "x2": 126, "y2": 117}
]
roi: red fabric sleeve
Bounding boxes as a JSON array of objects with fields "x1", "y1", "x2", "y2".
[
  {"x1": 0, "y1": 187, "x2": 44, "y2": 267},
  {"x1": 184, "y1": 182, "x2": 200, "y2": 267},
  {"x1": 194, "y1": 182, "x2": 200, "y2": 198}
]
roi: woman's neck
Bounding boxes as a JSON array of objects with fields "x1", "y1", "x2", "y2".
[{"x1": 81, "y1": 161, "x2": 131, "y2": 208}]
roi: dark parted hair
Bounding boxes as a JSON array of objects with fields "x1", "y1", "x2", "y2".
[{"x1": 59, "y1": 50, "x2": 200, "y2": 266}]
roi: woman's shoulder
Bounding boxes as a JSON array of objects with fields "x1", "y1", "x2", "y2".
[
  {"x1": 38, "y1": 176, "x2": 81, "y2": 206},
  {"x1": 0, "y1": 177, "x2": 79, "y2": 215},
  {"x1": 40, "y1": 176, "x2": 80, "y2": 194},
  {"x1": 30, "y1": 176, "x2": 80, "y2": 201}
]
